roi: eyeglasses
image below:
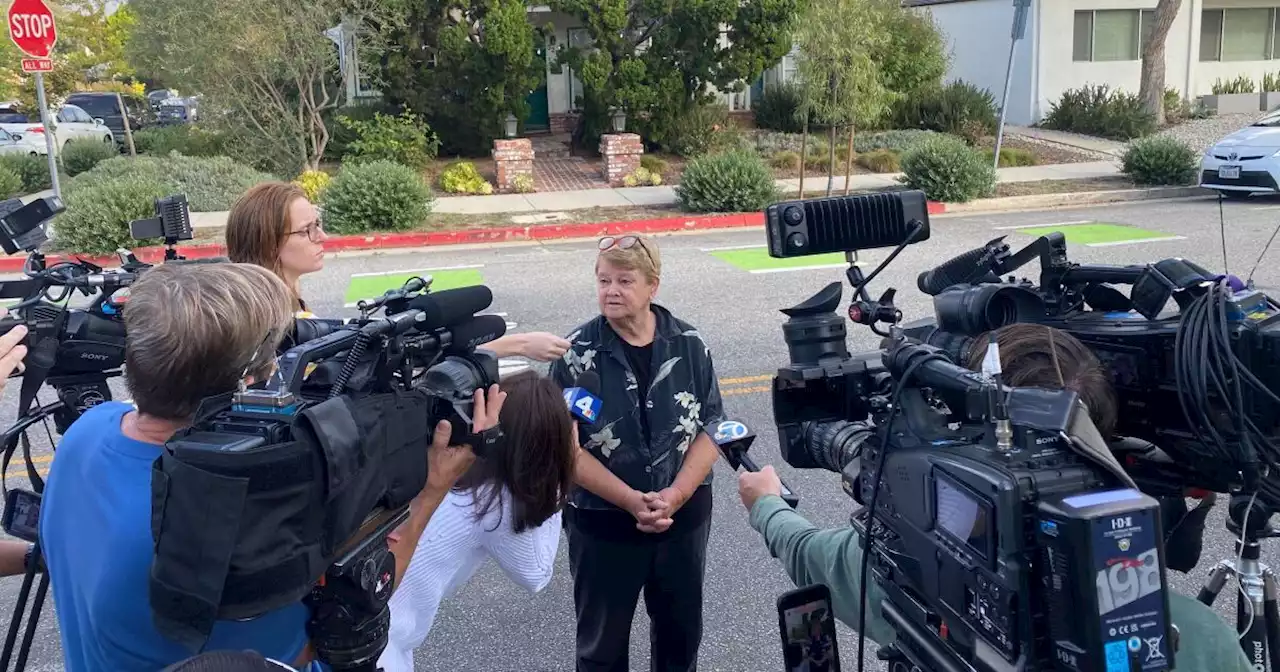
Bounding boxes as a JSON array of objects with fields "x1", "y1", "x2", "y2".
[
  {"x1": 598, "y1": 235, "x2": 655, "y2": 267},
  {"x1": 287, "y1": 211, "x2": 326, "y2": 243}
]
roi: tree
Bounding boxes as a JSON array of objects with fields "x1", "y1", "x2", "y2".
[
  {"x1": 792, "y1": 0, "x2": 893, "y2": 195},
  {"x1": 127, "y1": 0, "x2": 404, "y2": 175},
  {"x1": 549, "y1": 0, "x2": 798, "y2": 149},
  {"x1": 381, "y1": 0, "x2": 544, "y2": 157},
  {"x1": 1139, "y1": 0, "x2": 1182, "y2": 126}
]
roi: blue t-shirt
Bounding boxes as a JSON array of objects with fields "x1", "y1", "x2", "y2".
[{"x1": 39, "y1": 402, "x2": 311, "y2": 671}]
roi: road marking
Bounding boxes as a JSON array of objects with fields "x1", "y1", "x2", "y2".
[
  {"x1": 750, "y1": 264, "x2": 851, "y2": 274},
  {"x1": 700, "y1": 244, "x2": 766, "y2": 252},
  {"x1": 351, "y1": 265, "x2": 483, "y2": 277},
  {"x1": 720, "y1": 375, "x2": 771, "y2": 385},
  {"x1": 1086, "y1": 236, "x2": 1187, "y2": 248},
  {"x1": 993, "y1": 220, "x2": 1091, "y2": 230},
  {"x1": 345, "y1": 268, "x2": 485, "y2": 307},
  {"x1": 723, "y1": 385, "x2": 770, "y2": 397},
  {"x1": 710, "y1": 247, "x2": 859, "y2": 273}
]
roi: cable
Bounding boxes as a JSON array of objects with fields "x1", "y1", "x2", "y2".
[{"x1": 855, "y1": 351, "x2": 944, "y2": 672}]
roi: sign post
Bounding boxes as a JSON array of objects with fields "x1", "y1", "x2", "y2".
[
  {"x1": 8, "y1": 0, "x2": 60, "y2": 199},
  {"x1": 993, "y1": 0, "x2": 1031, "y2": 172}
]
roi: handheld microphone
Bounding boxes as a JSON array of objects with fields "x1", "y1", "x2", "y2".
[
  {"x1": 387, "y1": 285, "x2": 495, "y2": 331},
  {"x1": 712, "y1": 419, "x2": 800, "y2": 508},
  {"x1": 564, "y1": 371, "x2": 603, "y2": 425}
]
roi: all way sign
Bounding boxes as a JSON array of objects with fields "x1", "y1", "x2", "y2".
[{"x1": 8, "y1": 0, "x2": 57, "y2": 59}]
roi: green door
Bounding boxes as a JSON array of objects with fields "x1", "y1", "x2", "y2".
[{"x1": 525, "y1": 40, "x2": 550, "y2": 131}]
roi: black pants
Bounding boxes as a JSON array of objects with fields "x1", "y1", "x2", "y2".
[{"x1": 566, "y1": 506, "x2": 712, "y2": 672}]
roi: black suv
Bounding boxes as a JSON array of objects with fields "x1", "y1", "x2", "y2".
[{"x1": 62, "y1": 92, "x2": 154, "y2": 148}]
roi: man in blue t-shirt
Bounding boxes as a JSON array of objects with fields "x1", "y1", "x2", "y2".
[{"x1": 38, "y1": 262, "x2": 493, "y2": 671}]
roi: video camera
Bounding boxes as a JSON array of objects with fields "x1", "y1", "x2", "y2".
[{"x1": 759, "y1": 191, "x2": 1268, "y2": 671}]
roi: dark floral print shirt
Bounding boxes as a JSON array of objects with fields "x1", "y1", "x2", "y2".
[{"x1": 550, "y1": 303, "x2": 725, "y2": 511}]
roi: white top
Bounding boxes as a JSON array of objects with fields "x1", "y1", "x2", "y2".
[{"x1": 377, "y1": 485, "x2": 563, "y2": 672}]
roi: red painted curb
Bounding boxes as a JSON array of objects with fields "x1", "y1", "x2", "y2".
[{"x1": 0, "y1": 201, "x2": 946, "y2": 273}]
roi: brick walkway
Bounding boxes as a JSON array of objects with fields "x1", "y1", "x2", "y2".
[{"x1": 534, "y1": 157, "x2": 609, "y2": 192}]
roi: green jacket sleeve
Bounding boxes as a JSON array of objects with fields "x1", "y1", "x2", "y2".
[
  {"x1": 749, "y1": 494, "x2": 896, "y2": 646},
  {"x1": 750, "y1": 495, "x2": 1252, "y2": 672}
]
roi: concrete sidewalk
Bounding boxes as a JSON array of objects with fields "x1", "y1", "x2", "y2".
[{"x1": 1005, "y1": 126, "x2": 1128, "y2": 158}]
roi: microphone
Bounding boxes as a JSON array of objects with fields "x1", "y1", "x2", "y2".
[
  {"x1": 564, "y1": 371, "x2": 603, "y2": 425},
  {"x1": 443, "y1": 314, "x2": 507, "y2": 353},
  {"x1": 388, "y1": 285, "x2": 495, "y2": 331},
  {"x1": 712, "y1": 419, "x2": 800, "y2": 509}
]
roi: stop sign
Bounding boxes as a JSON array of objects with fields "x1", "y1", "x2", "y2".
[{"x1": 8, "y1": 0, "x2": 56, "y2": 59}]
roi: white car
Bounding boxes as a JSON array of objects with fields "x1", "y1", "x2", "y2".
[
  {"x1": 0, "y1": 103, "x2": 115, "y2": 156},
  {"x1": 1200, "y1": 110, "x2": 1280, "y2": 199}
]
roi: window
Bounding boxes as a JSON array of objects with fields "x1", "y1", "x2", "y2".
[
  {"x1": 1200, "y1": 8, "x2": 1280, "y2": 61},
  {"x1": 1073, "y1": 9, "x2": 1156, "y2": 62},
  {"x1": 567, "y1": 27, "x2": 591, "y2": 111}
]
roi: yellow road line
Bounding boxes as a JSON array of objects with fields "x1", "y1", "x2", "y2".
[{"x1": 719, "y1": 375, "x2": 771, "y2": 386}]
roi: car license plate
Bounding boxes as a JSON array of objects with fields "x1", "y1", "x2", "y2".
[{"x1": 1219, "y1": 165, "x2": 1241, "y2": 179}]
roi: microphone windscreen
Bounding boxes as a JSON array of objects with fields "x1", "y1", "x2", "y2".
[
  {"x1": 398, "y1": 285, "x2": 494, "y2": 330},
  {"x1": 574, "y1": 370, "x2": 602, "y2": 397},
  {"x1": 446, "y1": 314, "x2": 507, "y2": 351}
]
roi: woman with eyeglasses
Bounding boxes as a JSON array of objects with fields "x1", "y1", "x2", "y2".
[
  {"x1": 225, "y1": 182, "x2": 571, "y2": 361},
  {"x1": 549, "y1": 233, "x2": 725, "y2": 672}
]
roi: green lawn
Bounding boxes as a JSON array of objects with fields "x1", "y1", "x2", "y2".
[{"x1": 344, "y1": 268, "x2": 484, "y2": 305}]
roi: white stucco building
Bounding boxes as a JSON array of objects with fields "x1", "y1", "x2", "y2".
[{"x1": 910, "y1": 0, "x2": 1280, "y2": 126}]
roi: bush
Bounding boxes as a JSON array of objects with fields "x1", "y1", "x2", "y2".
[
  {"x1": 983, "y1": 147, "x2": 1038, "y2": 167},
  {"x1": 770, "y1": 151, "x2": 800, "y2": 171},
  {"x1": 640, "y1": 155, "x2": 669, "y2": 175},
  {"x1": 891, "y1": 81, "x2": 997, "y2": 142},
  {"x1": 899, "y1": 135, "x2": 996, "y2": 202},
  {"x1": 61, "y1": 139, "x2": 117, "y2": 177},
  {"x1": 623, "y1": 167, "x2": 662, "y2": 187},
  {"x1": 0, "y1": 166, "x2": 22, "y2": 199},
  {"x1": 0, "y1": 154, "x2": 52, "y2": 193},
  {"x1": 69, "y1": 155, "x2": 276, "y2": 212},
  {"x1": 513, "y1": 173, "x2": 535, "y2": 193},
  {"x1": 1121, "y1": 136, "x2": 1198, "y2": 186},
  {"x1": 53, "y1": 174, "x2": 175, "y2": 254},
  {"x1": 753, "y1": 82, "x2": 805, "y2": 134},
  {"x1": 340, "y1": 110, "x2": 440, "y2": 171},
  {"x1": 857, "y1": 150, "x2": 901, "y2": 173},
  {"x1": 320, "y1": 160, "x2": 434, "y2": 234},
  {"x1": 660, "y1": 103, "x2": 744, "y2": 158},
  {"x1": 294, "y1": 170, "x2": 332, "y2": 202},
  {"x1": 438, "y1": 161, "x2": 493, "y2": 195},
  {"x1": 133, "y1": 125, "x2": 226, "y2": 157},
  {"x1": 1042, "y1": 85, "x2": 1157, "y2": 140},
  {"x1": 676, "y1": 150, "x2": 779, "y2": 213},
  {"x1": 325, "y1": 103, "x2": 391, "y2": 161}
]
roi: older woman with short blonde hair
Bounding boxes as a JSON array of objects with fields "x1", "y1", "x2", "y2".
[{"x1": 550, "y1": 233, "x2": 725, "y2": 672}]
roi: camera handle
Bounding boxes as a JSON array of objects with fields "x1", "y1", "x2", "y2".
[
  {"x1": 845, "y1": 252, "x2": 902, "y2": 338},
  {"x1": 1197, "y1": 494, "x2": 1280, "y2": 672},
  {"x1": 0, "y1": 541, "x2": 48, "y2": 672}
]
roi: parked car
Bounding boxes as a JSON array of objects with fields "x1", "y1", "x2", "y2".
[
  {"x1": 1199, "y1": 110, "x2": 1280, "y2": 199},
  {"x1": 0, "y1": 102, "x2": 114, "y2": 156},
  {"x1": 62, "y1": 92, "x2": 154, "y2": 149},
  {"x1": 156, "y1": 98, "x2": 198, "y2": 125}
]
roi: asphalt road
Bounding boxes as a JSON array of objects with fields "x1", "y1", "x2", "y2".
[{"x1": 8, "y1": 195, "x2": 1280, "y2": 671}]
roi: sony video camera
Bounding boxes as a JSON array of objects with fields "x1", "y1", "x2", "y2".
[
  {"x1": 148, "y1": 276, "x2": 507, "y2": 671},
  {"x1": 766, "y1": 191, "x2": 1191, "y2": 672}
]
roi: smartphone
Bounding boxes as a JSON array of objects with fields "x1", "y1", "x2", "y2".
[
  {"x1": 2, "y1": 489, "x2": 41, "y2": 543},
  {"x1": 777, "y1": 583, "x2": 841, "y2": 672}
]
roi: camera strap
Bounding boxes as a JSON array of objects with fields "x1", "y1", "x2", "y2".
[{"x1": 1131, "y1": 259, "x2": 1216, "y2": 319}]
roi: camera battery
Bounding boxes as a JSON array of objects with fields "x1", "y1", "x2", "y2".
[{"x1": 1036, "y1": 488, "x2": 1174, "y2": 672}]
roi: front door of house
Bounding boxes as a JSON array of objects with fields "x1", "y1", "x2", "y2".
[{"x1": 525, "y1": 38, "x2": 550, "y2": 131}]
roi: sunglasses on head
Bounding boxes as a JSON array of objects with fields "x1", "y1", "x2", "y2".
[{"x1": 598, "y1": 235, "x2": 656, "y2": 266}]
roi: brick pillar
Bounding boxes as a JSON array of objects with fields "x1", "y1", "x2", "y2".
[
  {"x1": 493, "y1": 138, "x2": 534, "y2": 193},
  {"x1": 599, "y1": 133, "x2": 643, "y2": 187}
]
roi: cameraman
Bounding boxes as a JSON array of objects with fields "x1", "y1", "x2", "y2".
[
  {"x1": 35, "y1": 263, "x2": 499, "y2": 671},
  {"x1": 739, "y1": 324, "x2": 1253, "y2": 672}
]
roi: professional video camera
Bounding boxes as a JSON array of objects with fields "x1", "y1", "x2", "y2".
[{"x1": 764, "y1": 191, "x2": 1214, "y2": 672}]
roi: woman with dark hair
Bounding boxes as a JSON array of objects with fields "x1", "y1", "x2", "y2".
[{"x1": 377, "y1": 369, "x2": 577, "y2": 672}]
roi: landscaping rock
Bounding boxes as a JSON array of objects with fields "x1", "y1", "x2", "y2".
[{"x1": 1152, "y1": 112, "x2": 1263, "y2": 154}]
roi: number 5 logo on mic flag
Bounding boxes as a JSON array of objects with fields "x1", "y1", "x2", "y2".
[{"x1": 8, "y1": 0, "x2": 57, "y2": 59}]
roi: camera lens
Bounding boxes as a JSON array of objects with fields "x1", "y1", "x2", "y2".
[{"x1": 783, "y1": 205, "x2": 804, "y2": 226}]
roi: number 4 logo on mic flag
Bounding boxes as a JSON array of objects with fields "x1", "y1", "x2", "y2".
[{"x1": 574, "y1": 395, "x2": 596, "y2": 421}]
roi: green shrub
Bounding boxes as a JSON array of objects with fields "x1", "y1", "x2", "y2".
[
  {"x1": 0, "y1": 165, "x2": 22, "y2": 198},
  {"x1": 891, "y1": 81, "x2": 997, "y2": 141},
  {"x1": 1042, "y1": 84, "x2": 1157, "y2": 140},
  {"x1": 53, "y1": 174, "x2": 175, "y2": 254},
  {"x1": 753, "y1": 82, "x2": 805, "y2": 134},
  {"x1": 857, "y1": 150, "x2": 901, "y2": 173},
  {"x1": 899, "y1": 135, "x2": 996, "y2": 202},
  {"x1": 982, "y1": 147, "x2": 1038, "y2": 167},
  {"x1": 61, "y1": 139, "x2": 117, "y2": 177},
  {"x1": 513, "y1": 173, "x2": 535, "y2": 193},
  {"x1": 676, "y1": 149, "x2": 779, "y2": 213},
  {"x1": 660, "y1": 103, "x2": 743, "y2": 158},
  {"x1": 325, "y1": 103, "x2": 390, "y2": 160},
  {"x1": 438, "y1": 161, "x2": 493, "y2": 195},
  {"x1": 69, "y1": 155, "x2": 276, "y2": 212},
  {"x1": 640, "y1": 155, "x2": 669, "y2": 175},
  {"x1": 340, "y1": 110, "x2": 440, "y2": 171},
  {"x1": 770, "y1": 151, "x2": 800, "y2": 171},
  {"x1": 1121, "y1": 136, "x2": 1198, "y2": 186},
  {"x1": 133, "y1": 125, "x2": 226, "y2": 157},
  {"x1": 853, "y1": 130, "x2": 940, "y2": 154},
  {"x1": 623, "y1": 167, "x2": 662, "y2": 187},
  {"x1": 0, "y1": 154, "x2": 52, "y2": 193},
  {"x1": 321, "y1": 160, "x2": 434, "y2": 234}
]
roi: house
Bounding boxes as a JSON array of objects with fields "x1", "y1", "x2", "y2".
[{"x1": 909, "y1": 0, "x2": 1280, "y2": 126}]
